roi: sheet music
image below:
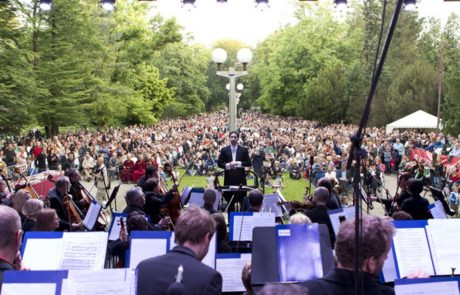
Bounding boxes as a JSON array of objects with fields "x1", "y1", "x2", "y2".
[
  {"x1": 129, "y1": 238, "x2": 168, "y2": 269},
  {"x1": 216, "y1": 254, "x2": 251, "y2": 292},
  {"x1": 381, "y1": 247, "x2": 398, "y2": 283},
  {"x1": 62, "y1": 280, "x2": 131, "y2": 295},
  {"x1": 328, "y1": 206, "x2": 356, "y2": 236},
  {"x1": 22, "y1": 238, "x2": 63, "y2": 270},
  {"x1": 67, "y1": 269, "x2": 128, "y2": 282},
  {"x1": 392, "y1": 228, "x2": 435, "y2": 278},
  {"x1": 170, "y1": 233, "x2": 216, "y2": 269},
  {"x1": 429, "y1": 200, "x2": 447, "y2": 219},
  {"x1": 83, "y1": 201, "x2": 102, "y2": 230},
  {"x1": 108, "y1": 216, "x2": 127, "y2": 241},
  {"x1": 426, "y1": 219, "x2": 460, "y2": 275},
  {"x1": 395, "y1": 281, "x2": 459, "y2": 295},
  {"x1": 1, "y1": 283, "x2": 57, "y2": 295},
  {"x1": 262, "y1": 194, "x2": 282, "y2": 217},
  {"x1": 189, "y1": 191, "x2": 205, "y2": 207},
  {"x1": 60, "y1": 232, "x2": 108, "y2": 270},
  {"x1": 231, "y1": 212, "x2": 276, "y2": 241}
]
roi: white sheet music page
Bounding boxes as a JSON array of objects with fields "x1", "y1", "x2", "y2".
[
  {"x1": 430, "y1": 200, "x2": 447, "y2": 219},
  {"x1": 381, "y1": 247, "x2": 398, "y2": 283},
  {"x1": 170, "y1": 233, "x2": 216, "y2": 269},
  {"x1": 60, "y1": 232, "x2": 108, "y2": 270},
  {"x1": 129, "y1": 238, "x2": 168, "y2": 269},
  {"x1": 1, "y1": 283, "x2": 56, "y2": 295},
  {"x1": 67, "y1": 269, "x2": 128, "y2": 282},
  {"x1": 62, "y1": 279, "x2": 131, "y2": 295},
  {"x1": 216, "y1": 254, "x2": 252, "y2": 292},
  {"x1": 22, "y1": 238, "x2": 63, "y2": 270},
  {"x1": 231, "y1": 212, "x2": 276, "y2": 241},
  {"x1": 83, "y1": 201, "x2": 102, "y2": 230},
  {"x1": 395, "y1": 281, "x2": 459, "y2": 295},
  {"x1": 426, "y1": 219, "x2": 460, "y2": 275},
  {"x1": 262, "y1": 194, "x2": 282, "y2": 217},
  {"x1": 392, "y1": 228, "x2": 434, "y2": 278},
  {"x1": 108, "y1": 216, "x2": 127, "y2": 241}
]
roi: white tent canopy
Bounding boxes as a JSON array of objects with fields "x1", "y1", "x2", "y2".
[{"x1": 385, "y1": 110, "x2": 441, "y2": 134}]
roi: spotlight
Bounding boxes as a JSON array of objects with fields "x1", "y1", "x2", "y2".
[
  {"x1": 334, "y1": 0, "x2": 347, "y2": 11},
  {"x1": 101, "y1": 0, "x2": 115, "y2": 11},
  {"x1": 403, "y1": 0, "x2": 416, "y2": 11},
  {"x1": 237, "y1": 83, "x2": 244, "y2": 91},
  {"x1": 255, "y1": 0, "x2": 269, "y2": 10},
  {"x1": 39, "y1": 0, "x2": 52, "y2": 11}
]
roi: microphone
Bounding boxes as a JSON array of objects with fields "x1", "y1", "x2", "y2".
[{"x1": 167, "y1": 265, "x2": 184, "y2": 295}]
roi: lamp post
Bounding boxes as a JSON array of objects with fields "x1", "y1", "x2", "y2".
[{"x1": 212, "y1": 48, "x2": 252, "y2": 132}]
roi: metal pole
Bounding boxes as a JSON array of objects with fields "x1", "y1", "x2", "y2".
[
  {"x1": 437, "y1": 45, "x2": 444, "y2": 131},
  {"x1": 229, "y1": 68, "x2": 237, "y2": 131}
]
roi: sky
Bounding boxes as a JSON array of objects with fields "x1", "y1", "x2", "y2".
[{"x1": 147, "y1": 0, "x2": 460, "y2": 47}]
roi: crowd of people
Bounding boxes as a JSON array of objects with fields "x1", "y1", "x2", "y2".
[{"x1": 1, "y1": 111, "x2": 460, "y2": 294}]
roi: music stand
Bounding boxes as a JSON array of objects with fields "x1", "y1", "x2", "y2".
[
  {"x1": 429, "y1": 186, "x2": 455, "y2": 216},
  {"x1": 104, "y1": 184, "x2": 120, "y2": 211}
]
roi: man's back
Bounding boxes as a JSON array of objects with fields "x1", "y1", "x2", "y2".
[
  {"x1": 136, "y1": 246, "x2": 222, "y2": 295},
  {"x1": 302, "y1": 268, "x2": 394, "y2": 295}
]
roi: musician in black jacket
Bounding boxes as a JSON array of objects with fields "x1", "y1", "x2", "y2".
[
  {"x1": 217, "y1": 131, "x2": 251, "y2": 212},
  {"x1": 47, "y1": 176, "x2": 80, "y2": 231}
]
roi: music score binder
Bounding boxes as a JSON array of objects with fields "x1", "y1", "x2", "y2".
[
  {"x1": 395, "y1": 277, "x2": 460, "y2": 295},
  {"x1": 2, "y1": 270, "x2": 68, "y2": 295},
  {"x1": 108, "y1": 212, "x2": 128, "y2": 241},
  {"x1": 229, "y1": 211, "x2": 276, "y2": 241},
  {"x1": 128, "y1": 230, "x2": 216, "y2": 270},
  {"x1": 21, "y1": 231, "x2": 108, "y2": 271},
  {"x1": 216, "y1": 253, "x2": 252, "y2": 292},
  {"x1": 381, "y1": 219, "x2": 460, "y2": 283}
]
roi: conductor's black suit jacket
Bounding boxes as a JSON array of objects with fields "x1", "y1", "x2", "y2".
[
  {"x1": 136, "y1": 246, "x2": 222, "y2": 295},
  {"x1": 217, "y1": 145, "x2": 251, "y2": 186}
]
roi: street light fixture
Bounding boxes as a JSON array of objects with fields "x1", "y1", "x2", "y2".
[
  {"x1": 101, "y1": 0, "x2": 115, "y2": 11},
  {"x1": 39, "y1": 0, "x2": 52, "y2": 11},
  {"x1": 212, "y1": 48, "x2": 252, "y2": 131}
]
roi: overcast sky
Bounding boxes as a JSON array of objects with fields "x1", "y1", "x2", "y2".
[{"x1": 148, "y1": 0, "x2": 460, "y2": 47}]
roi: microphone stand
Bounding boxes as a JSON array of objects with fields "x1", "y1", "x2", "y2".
[{"x1": 345, "y1": 1, "x2": 404, "y2": 295}]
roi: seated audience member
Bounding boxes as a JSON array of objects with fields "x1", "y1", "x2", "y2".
[
  {"x1": 317, "y1": 177, "x2": 341, "y2": 210},
  {"x1": 212, "y1": 213, "x2": 232, "y2": 253},
  {"x1": 400, "y1": 178, "x2": 432, "y2": 220},
  {"x1": 34, "y1": 208, "x2": 60, "y2": 231},
  {"x1": 303, "y1": 187, "x2": 335, "y2": 246},
  {"x1": 289, "y1": 212, "x2": 312, "y2": 224},
  {"x1": 123, "y1": 187, "x2": 146, "y2": 215},
  {"x1": 302, "y1": 215, "x2": 395, "y2": 295},
  {"x1": 247, "y1": 189, "x2": 264, "y2": 212},
  {"x1": 137, "y1": 207, "x2": 222, "y2": 295},
  {"x1": 257, "y1": 284, "x2": 308, "y2": 295},
  {"x1": 11, "y1": 189, "x2": 31, "y2": 224},
  {"x1": 131, "y1": 156, "x2": 147, "y2": 182},
  {"x1": 0, "y1": 206, "x2": 23, "y2": 292},
  {"x1": 120, "y1": 154, "x2": 135, "y2": 183},
  {"x1": 203, "y1": 189, "x2": 218, "y2": 215},
  {"x1": 21, "y1": 199, "x2": 44, "y2": 231},
  {"x1": 242, "y1": 262, "x2": 254, "y2": 295}
]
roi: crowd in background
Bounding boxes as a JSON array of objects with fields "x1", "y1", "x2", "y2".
[{"x1": 1, "y1": 111, "x2": 460, "y2": 195}]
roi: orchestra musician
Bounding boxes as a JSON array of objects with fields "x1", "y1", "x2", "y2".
[
  {"x1": 47, "y1": 176, "x2": 81, "y2": 231},
  {"x1": 143, "y1": 178, "x2": 177, "y2": 225},
  {"x1": 67, "y1": 169, "x2": 90, "y2": 213}
]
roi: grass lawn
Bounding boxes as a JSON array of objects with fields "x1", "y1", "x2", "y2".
[{"x1": 176, "y1": 169, "x2": 312, "y2": 202}]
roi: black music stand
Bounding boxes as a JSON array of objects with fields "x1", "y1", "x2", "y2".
[{"x1": 104, "y1": 184, "x2": 120, "y2": 211}]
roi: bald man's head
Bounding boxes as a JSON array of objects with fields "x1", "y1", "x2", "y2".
[
  {"x1": 0, "y1": 205, "x2": 22, "y2": 249},
  {"x1": 313, "y1": 187, "x2": 330, "y2": 205}
]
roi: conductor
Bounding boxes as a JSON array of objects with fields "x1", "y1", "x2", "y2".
[{"x1": 217, "y1": 131, "x2": 251, "y2": 212}]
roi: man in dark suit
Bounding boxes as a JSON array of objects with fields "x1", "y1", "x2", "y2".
[
  {"x1": 136, "y1": 207, "x2": 222, "y2": 295},
  {"x1": 48, "y1": 176, "x2": 80, "y2": 231},
  {"x1": 217, "y1": 131, "x2": 251, "y2": 212},
  {"x1": 400, "y1": 178, "x2": 432, "y2": 220},
  {"x1": 303, "y1": 187, "x2": 335, "y2": 246},
  {"x1": 302, "y1": 215, "x2": 395, "y2": 295}
]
